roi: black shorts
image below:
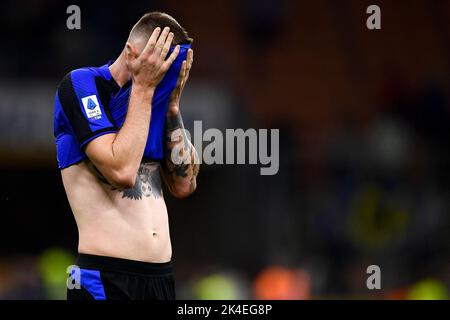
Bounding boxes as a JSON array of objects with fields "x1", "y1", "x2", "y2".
[{"x1": 67, "y1": 254, "x2": 175, "y2": 300}]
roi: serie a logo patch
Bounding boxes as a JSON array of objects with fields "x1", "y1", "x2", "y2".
[{"x1": 81, "y1": 95, "x2": 102, "y2": 119}]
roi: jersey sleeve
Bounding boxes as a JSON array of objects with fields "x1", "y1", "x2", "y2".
[{"x1": 56, "y1": 69, "x2": 118, "y2": 148}]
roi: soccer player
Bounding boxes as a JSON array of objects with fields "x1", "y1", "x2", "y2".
[{"x1": 54, "y1": 12, "x2": 199, "y2": 300}]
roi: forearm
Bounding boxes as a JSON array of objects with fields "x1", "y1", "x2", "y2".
[
  {"x1": 163, "y1": 108, "x2": 199, "y2": 197},
  {"x1": 110, "y1": 86, "x2": 153, "y2": 179},
  {"x1": 85, "y1": 27, "x2": 181, "y2": 188}
]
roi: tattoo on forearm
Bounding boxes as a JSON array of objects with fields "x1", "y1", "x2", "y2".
[
  {"x1": 173, "y1": 163, "x2": 189, "y2": 178},
  {"x1": 166, "y1": 112, "x2": 191, "y2": 152},
  {"x1": 165, "y1": 111, "x2": 196, "y2": 179},
  {"x1": 166, "y1": 112, "x2": 184, "y2": 131}
]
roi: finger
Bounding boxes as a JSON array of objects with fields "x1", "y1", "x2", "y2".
[
  {"x1": 180, "y1": 60, "x2": 187, "y2": 81},
  {"x1": 185, "y1": 49, "x2": 194, "y2": 76},
  {"x1": 161, "y1": 45, "x2": 180, "y2": 71},
  {"x1": 183, "y1": 62, "x2": 191, "y2": 87},
  {"x1": 160, "y1": 32, "x2": 174, "y2": 59},
  {"x1": 187, "y1": 49, "x2": 194, "y2": 66},
  {"x1": 154, "y1": 27, "x2": 170, "y2": 55},
  {"x1": 142, "y1": 27, "x2": 161, "y2": 56},
  {"x1": 175, "y1": 61, "x2": 187, "y2": 88}
]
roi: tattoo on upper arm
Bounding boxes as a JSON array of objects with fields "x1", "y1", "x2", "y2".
[
  {"x1": 89, "y1": 161, "x2": 162, "y2": 200},
  {"x1": 118, "y1": 162, "x2": 162, "y2": 200}
]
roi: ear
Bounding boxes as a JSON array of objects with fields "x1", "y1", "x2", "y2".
[{"x1": 125, "y1": 42, "x2": 137, "y2": 63}]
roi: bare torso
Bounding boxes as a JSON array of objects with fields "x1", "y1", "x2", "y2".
[{"x1": 61, "y1": 160, "x2": 171, "y2": 263}]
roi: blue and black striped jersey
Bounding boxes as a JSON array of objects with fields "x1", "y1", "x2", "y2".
[{"x1": 54, "y1": 44, "x2": 190, "y2": 169}]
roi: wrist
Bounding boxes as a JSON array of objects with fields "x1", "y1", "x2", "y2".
[
  {"x1": 167, "y1": 103, "x2": 180, "y2": 116},
  {"x1": 133, "y1": 83, "x2": 155, "y2": 100}
]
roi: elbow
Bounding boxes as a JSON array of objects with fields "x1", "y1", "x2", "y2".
[
  {"x1": 171, "y1": 181, "x2": 196, "y2": 199},
  {"x1": 109, "y1": 167, "x2": 137, "y2": 189},
  {"x1": 171, "y1": 189, "x2": 193, "y2": 199}
]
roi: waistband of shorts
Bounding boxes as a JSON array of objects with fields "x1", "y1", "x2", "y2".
[{"x1": 75, "y1": 254, "x2": 173, "y2": 276}]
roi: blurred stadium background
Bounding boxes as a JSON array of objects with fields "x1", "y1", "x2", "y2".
[{"x1": 0, "y1": 0, "x2": 449, "y2": 299}]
